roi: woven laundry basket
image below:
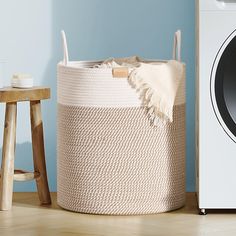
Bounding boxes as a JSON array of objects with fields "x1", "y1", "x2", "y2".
[{"x1": 57, "y1": 31, "x2": 186, "y2": 215}]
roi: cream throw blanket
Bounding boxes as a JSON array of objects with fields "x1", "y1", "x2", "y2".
[{"x1": 96, "y1": 57, "x2": 184, "y2": 123}]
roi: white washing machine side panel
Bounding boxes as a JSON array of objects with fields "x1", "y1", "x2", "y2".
[{"x1": 199, "y1": 11, "x2": 236, "y2": 209}]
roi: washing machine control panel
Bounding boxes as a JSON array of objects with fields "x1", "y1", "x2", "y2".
[{"x1": 200, "y1": 0, "x2": 236, "y2": 11}]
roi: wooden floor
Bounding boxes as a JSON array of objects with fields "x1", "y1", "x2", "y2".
[{"x1": 0, "y1": 193, "x2": 236, "y2": 236}]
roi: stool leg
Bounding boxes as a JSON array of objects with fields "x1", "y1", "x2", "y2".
[
  {"x1": 30, "y1": 100, "x2": 51, "y2": 205},
  {"x1": 0, "y1": 102, "x2": 17, "y2": 211}
]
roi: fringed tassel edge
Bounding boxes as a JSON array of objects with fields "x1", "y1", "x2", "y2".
[{"x1": 128, "y1": 71, "x2": 173, "y2": 125}]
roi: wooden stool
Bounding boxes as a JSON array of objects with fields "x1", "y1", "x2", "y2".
[{"x1": 0, "y1": 87, "x2": 51, "y2": 210}]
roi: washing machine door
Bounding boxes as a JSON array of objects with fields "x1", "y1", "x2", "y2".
[{"x1": 211, "y1": 30, "x2": 236, "y2": 142}]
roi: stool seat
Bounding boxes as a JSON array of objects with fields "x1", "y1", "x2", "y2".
[
  {"x1": 0, "y1": 87, "x2": 50, "y2": 103},
  {"x1": 0, "y1": 86, "x2": 51, "y2": 210}
]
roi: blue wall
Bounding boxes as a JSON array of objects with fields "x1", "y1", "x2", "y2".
[{"x1": 0, "y1": 0, "x2": 195, "y2": 192}]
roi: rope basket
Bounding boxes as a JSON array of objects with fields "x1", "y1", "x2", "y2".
[{"x1": 57, "y1": 31, "x2": 186, "y2": 215}]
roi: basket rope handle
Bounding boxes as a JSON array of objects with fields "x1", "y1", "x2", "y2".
[
  {"x1": 61, "y1": 30, "x2": 69, "y2": 65},
  {"x1": 173, "y1": 30, "x2": 181, "y2": 62},
  {"x1": 61, "y1": 30, "x2": 181, "y2": 65}
]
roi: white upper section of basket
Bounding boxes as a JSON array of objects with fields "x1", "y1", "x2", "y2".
[{"x1": 57, "y1": 31, "x2": 185, "y2": 122}]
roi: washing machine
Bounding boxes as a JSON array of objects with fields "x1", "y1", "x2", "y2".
[{"x1": 196, "y1": 0, "x2": 236, "y2": 215}]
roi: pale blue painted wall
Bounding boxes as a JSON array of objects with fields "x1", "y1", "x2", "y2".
[{"x1": 0, "y1": 0, "x2": 195, "y2": 192}]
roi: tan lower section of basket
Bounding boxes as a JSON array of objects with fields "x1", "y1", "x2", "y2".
[{"x1": 57, "y1": 104, "x2": 186, "y2": 215}]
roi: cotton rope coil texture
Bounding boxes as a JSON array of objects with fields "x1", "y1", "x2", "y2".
[
  {"x1": 57, "y1": 105, "x2": 185, "y2": 215},
  {"x1": 57, "y1": 62, "x2": 186, "y2": 215}
]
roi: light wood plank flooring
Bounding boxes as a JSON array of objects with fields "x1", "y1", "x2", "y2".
[{"x1": 0, "y1": 193, "x2": 236, "y2": 236}]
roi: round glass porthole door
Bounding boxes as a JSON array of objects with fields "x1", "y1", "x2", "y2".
[{"x1": 211, "y1": 30, "x2": 236, "y2": 142}]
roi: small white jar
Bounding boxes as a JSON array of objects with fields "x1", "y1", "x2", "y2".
[{"x1": 11, "y1": 73, "x2": 34, "y2": 88}]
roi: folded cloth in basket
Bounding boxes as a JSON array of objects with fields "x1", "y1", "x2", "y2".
[
  {"x1": 93, "y1": 56, "x2": 140, "y2": 68},
  {"x1": 95, "y1": 57, "x2": 184, "y2": 123}
]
